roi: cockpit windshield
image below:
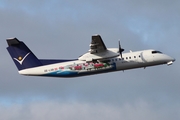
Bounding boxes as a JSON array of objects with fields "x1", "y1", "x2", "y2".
[{"x1": 152, "y1": 51, "x2": 162, "y2": 54}]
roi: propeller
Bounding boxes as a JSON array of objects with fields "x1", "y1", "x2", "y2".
[{"x1": 118, "y1": 41, "x2": 124, "y2": 58}]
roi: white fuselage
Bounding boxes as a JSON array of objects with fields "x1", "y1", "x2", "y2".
[{"x1": 19, "y1": 49, "x2": 175, "y2": 77}]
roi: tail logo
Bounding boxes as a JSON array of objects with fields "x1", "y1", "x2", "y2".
[
  {"x1": 13, "y1": 52, "x2": 30, "y2": 65},
  {"x1": 18, "y1": 56, "x2": 22, "y2": 61}
]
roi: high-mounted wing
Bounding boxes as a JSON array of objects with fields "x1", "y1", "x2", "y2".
[
  {"x1": 89, "y1": 35, "x2": 107, "y2": 54},
  {"x1": 78, "y1": 35, "x2": 119, "y2": 62}
]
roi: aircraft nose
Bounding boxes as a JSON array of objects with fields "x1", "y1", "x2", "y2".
[
  {"x1": 166, "y1": 56, "x2": 175, "y2": 65},
  {"x1": 172, "y1": 58, "x2": 176, "y2": 62},
  {"x1": 169, "y1": 56, "x2": 175, "y2": 62},
  {"x1": 166, "y1": 55, "x2": 175, "y2": 62}
]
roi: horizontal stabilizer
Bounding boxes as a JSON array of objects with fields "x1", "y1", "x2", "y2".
[{"x1": 7, "y1": 38, "x2": 20, "y2": 46}]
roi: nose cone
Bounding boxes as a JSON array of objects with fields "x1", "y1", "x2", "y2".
[
  {"x1": 164, "y1": 55, "x2": 175, "y2": 62},
  {"x1": 172, "y1": 58, "x2": 176, "y2": 62},
  {"x1": 169, "y1": 56, "x2": 175, "y2": 62},
  {"x1": 166, "y1": 56, "x2": 175, "y2": 65}
]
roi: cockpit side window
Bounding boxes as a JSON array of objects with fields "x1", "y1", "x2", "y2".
[{"x1": 152, "y1": 51, "x2": 162, "y2": 54}]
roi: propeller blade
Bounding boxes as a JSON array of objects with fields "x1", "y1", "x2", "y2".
[
  {"x1": 118, "y1": 40, "x2": 124, "y2": 58},
  {"x1": 118, "y1": 41, "x2": 121, "y2": 52}
]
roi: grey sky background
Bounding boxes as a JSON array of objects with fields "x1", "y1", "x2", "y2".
[{"x1": 0, "y1": 0, "x2": 180, "y2": 120}]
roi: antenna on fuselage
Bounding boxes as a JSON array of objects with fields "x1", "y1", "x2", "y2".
[{"x1": 118, "y1": 40, "x2": 124, "y2": 58}]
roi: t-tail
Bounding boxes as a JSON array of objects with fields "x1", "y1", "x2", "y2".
[{"x1": 6, "y1": 38, "x2": 42, "y2": 71}]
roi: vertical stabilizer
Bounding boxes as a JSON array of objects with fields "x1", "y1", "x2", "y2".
[{"x1": 6, "y1": 38, "x2": 42, "y2": 70}]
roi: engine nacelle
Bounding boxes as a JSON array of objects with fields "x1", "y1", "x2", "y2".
[{"x1": 78, "y1": 48, "x2": 119, "y2": 62}]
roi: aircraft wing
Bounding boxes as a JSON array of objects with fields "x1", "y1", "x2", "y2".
[
  {"x1": 89, "y1": 35, "x2": 107, "y2": 54},
  {"x1": 78, "y1": 35, "x2": 119, "y2": 61}
]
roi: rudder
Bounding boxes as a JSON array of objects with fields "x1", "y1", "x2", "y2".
[{"x1": 6, "y1": 38, "x2": 42, "y2": 70}]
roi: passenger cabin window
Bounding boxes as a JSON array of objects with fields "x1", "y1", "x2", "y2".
[{"x1": 152, "y1": 51, "x2": 162, "y2": 54}]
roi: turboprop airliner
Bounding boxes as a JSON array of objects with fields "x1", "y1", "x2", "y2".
[{"x1": 6, "y1": 35, "x2": 175, "y2": 78}]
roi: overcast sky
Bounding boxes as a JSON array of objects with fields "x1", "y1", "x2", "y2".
[{"x1": 0, "y1": 0, "x2": 180, "y2": 120}]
